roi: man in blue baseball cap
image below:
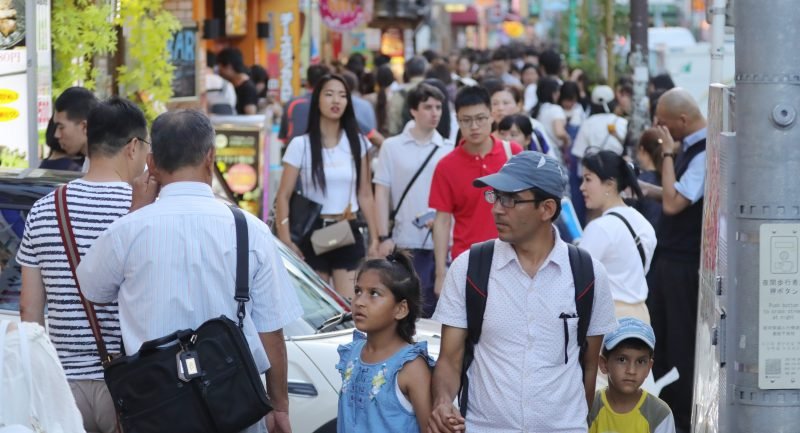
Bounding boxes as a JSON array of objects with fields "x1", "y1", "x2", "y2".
[{"x1": 430, "y1": 151, "x2": 618, "y2": 433}]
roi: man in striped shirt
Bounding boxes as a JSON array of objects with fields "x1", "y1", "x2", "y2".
[{"x1": 18, "y1": 97, "x2": 150, "y2": 433}]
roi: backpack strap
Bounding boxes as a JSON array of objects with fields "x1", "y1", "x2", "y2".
[
  {"x1": 459, "y1": 240, "x2": 495, "y2": 417},
  {"x1": 568, "y1": 244, "x2": 595, "y2": 374}
]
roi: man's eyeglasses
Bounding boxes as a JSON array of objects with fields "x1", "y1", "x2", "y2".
[
  {"x1": 484, "y1": 190, "x2": 542, "y2": 208},
  {"x1": 128, "y1": 137, "x2": 150, "y2": 146},
  {"x1": 457, "y1": 115, "x2": 491, "y2": 128}
]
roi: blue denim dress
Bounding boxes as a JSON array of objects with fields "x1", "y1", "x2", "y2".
[{"x1": 336, "y1": 331, "x2": 435, "y2": 433}]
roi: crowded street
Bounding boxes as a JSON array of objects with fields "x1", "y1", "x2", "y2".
[{"x1": 0, "y1": 1, "x2": 796, "y2": 433}]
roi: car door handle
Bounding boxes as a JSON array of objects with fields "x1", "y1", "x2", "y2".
[{"x1": 288, "y1": 380, "x2": 318, "y2": 397}]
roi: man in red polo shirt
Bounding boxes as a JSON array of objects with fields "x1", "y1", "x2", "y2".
[{"x1": 430, "y1": 85, "x2": 523, "y2": 295}]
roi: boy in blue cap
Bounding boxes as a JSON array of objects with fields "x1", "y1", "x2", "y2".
[{"x1": 590, "y1": 317, "x2": 676, "y2": 433}]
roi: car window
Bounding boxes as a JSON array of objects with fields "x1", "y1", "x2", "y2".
[{"x1": 0, "y1": 207, "x2": 27, "y2": 312}]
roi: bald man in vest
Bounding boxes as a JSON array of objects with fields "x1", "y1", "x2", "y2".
[{"x1": 639, "y1": 88, "x2": 707, "y2": 433}]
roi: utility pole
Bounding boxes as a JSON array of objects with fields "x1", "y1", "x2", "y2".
[
  {"x1": 628, "y1": 0, "x2": 649, "y2": 149},
  {"x1": 717, "y1": 0, "x2": 800, "y2": 431}
]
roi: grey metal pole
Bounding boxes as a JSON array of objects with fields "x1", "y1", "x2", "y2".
[{"x1": 729, "y1": 0, "x2": 800, "y2": 431}]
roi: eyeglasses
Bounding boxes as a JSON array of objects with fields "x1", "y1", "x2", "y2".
[
  {"x1": 484, "y1": 190, "x2": 542, "y2": 208},
  {"x1": 128, "y1": 137, "x2": 150, "y2": 146},
  {"x1": 457, "y1": 115, "x2": 491, "y2": 128}
]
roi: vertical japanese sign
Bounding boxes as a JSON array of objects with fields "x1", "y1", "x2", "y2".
[
  {"x1": 759, "y1": 224, "x2": 800, "y2": 389},
  {"x1": 36, "y1": 0, "x2": 51, "y2": 135},
  {"x1": 262, "y1": 1, "x2": 301, "y2": 104},
  {"x1": 168, "y1": 27, "x2": 198, "y2": 100}
]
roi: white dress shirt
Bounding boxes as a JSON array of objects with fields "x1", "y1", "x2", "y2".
[
  {"x1": 373, "y1": 128, "x2": 453, "y2": 250},
  {"x1": 433, "y1": 233, "x2": 618, "y2": 433},
  {"x1": 77, "y1": 182, "x2": 303, "y2": 373}
]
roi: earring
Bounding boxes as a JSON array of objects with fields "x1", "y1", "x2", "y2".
[{"x1": 605, "y1": 191, "x2": 610, "y2": 196}]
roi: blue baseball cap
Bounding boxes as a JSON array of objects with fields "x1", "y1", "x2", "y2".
[
  {"x1": 603, "y1": 317, "x2": 656, "y2": 351},
  {"x1": 473, "y1": 151, "x2": 566, "y2": 198}
]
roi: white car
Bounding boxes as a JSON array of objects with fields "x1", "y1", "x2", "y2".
[{"x1": 0, "y1": 168, "x2": 442, "y2": 433}]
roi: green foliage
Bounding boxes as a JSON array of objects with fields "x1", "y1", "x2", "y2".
[
  {"x1": 0, "y1": 146, "x2": 28, "y2": 168},
  {"x1": 116, "y1": 0, "x2": 181, "y2": 122},
  {"x1": 51, "y1": 0, "x2": 117, "y2": 96}
]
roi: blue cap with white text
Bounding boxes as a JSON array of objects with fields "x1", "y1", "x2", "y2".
[
  {"x1": 603, "y1": 317, "x2": 656, "y2": 351},
  {"x1": 473, "y1": 150, "x2": 566, "y2": 198}
]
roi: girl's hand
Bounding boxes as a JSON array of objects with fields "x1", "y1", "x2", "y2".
[{"x1": 429, "y1": 402, "x2": 465, "y2": 432}]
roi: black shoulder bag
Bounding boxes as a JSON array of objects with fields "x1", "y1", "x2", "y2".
[
  {"x1": 459, "y1": 241, "x2": 595, "y2": 417},
  {"x1": 103, "y1": 206, "x2": 271, "y2": 433}
]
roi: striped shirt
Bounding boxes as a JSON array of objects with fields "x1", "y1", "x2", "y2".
[
  {"x1": 16, "y1": 179, "x2": 130, "y2": 380},
  {"x1": 76, "y1": 182, "x2": 303, "y2": 373}
]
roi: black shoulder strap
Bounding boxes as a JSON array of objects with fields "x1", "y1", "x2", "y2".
[
  {"x1": 459, "y1": 240, "x2": 495, "y2": 417},
  {"x1": 389, "y1": 145, "x2": 439, "y2": 223},
  {"x1": 606, "y1": 211, "x2": 646, "y2": 268},
  {"x1": 568, "y1": 244, "x2": 594, "y2": 372},
  {"x1": 229, "y1": 206, "x2": 250, "y2": 329}
]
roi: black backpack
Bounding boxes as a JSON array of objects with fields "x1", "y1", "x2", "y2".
[{"x1": 458, "y1": 240, "x2": 595, "y2": 417}]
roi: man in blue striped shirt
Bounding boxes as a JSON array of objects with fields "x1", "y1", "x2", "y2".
[
  {"x1": 19, "y1": 97, "x2": 150, "y2": 433},
  {"x1": 77, "y1": 110, "x2": 303, "y2": 433}
]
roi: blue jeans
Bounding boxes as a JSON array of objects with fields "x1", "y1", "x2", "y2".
[{"x1": 410, "y1": 249, "x2": 437, "y2": 318}]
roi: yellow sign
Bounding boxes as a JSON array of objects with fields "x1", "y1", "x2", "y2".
[
  {"x1": 262, "y1": 1, "x2": 301, "y2": 103},
  {"x1": 0, "y1": 106, "x2": 19, "y2": 122},
  {"x1": 0, "y1": 89, "x2": 18, "y2": 105}
]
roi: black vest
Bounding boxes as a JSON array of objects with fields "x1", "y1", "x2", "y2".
[{"x1": 657, "y1": 138, "x2": 706, "y2": 263}]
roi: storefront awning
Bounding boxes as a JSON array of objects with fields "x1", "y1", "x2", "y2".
[{"x1": 449, "y1": 6, "x2": 479, "y2": 25}]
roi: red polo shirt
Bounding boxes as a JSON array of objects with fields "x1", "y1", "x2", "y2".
[{"x1": 429, "y1": 136, "x2": 523, "y2": 260}]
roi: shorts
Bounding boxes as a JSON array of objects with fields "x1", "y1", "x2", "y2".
[{"x1": 299, "y1": 219, "x2": 365, "y2": 274}]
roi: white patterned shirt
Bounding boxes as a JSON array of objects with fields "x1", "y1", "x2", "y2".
[
  {"x1": 433, "y1": 233, "x2": 618, "y2": 433},
  {"x1": 76, "y1": 182, "x2": 303, "y2": 373}
]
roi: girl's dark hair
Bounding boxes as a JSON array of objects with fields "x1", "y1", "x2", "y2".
[
  {"x1": 358, "y1": 250, "x2": 422, "y2": 343},
  {"x1": 497, "y1": 113, "x2": 533, "y2": 139},
  {"x1": 582, "y1": 150, "x2": 643, "y2": 200},
  {"x1": 306, "y1": 74, "x2": 362, "y2": 193},
  {"x1": 375, "y1": 65, "x2": 394, "y2": 135},
  {"x1": 45, "y1": 117, "x2": 60, "y2": 154},
  {"x1": 530, "y1": 77, "x2": 560, "y2": 118},
  {"x1": 638, "y1": 128, "x2": 664, "y2": 180},
  {"x1": 559, "y1": 81, "x2": 580, "y2": 103}
]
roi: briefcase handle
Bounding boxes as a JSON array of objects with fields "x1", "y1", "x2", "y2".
[{"x1": 138, "y1": 328, "x2": 194, "y2": 355}]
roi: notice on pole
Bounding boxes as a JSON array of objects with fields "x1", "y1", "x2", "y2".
[{"x1": 759, "y1": 224, "x2": 800, "y2": 389}]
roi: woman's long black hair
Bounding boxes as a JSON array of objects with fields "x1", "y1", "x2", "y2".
[
  {"x1": 306, "y1": 74, "x2": 363, "y2": 194},
  {"x1": 582, "y1": 150, "x2": 644, "y2": 200},
  {"x1": 530, "y1": 77, "x2": 560, "y2": 118}
]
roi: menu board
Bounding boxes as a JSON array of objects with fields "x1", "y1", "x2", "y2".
[{"x1": 214, "y1": 125, "x2": 262, "y2": 216}]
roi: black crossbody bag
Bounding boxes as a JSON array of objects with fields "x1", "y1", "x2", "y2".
[{"x1": 102, "y1": 206, "x2": 271, "y2": 433}]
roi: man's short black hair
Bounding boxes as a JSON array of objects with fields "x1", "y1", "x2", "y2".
[
  {"x1": 532, "y1": 188, "x2": 562, "y2": 222},
  {"x1": 407, "y1": 83, "x2": 445, "y2": 111},
  {"x1": 216, "y1": 47, "x2": 246, "y2": 73},
  {"x1": 454, "y1": 85, "x2": 491, "y2": 113},
  {"x1": 306, "y1": 64, "x2": 331, "y2": 89},
  {"x1": 86, "y1": 97, "x2": 147, "y2": 158},
  {"x1": 491, "y1": 47, "x2": 510, "y2": 62},
  {"x1": 341, "y1": 70, "x2": 360, "y2": 93},
  {"x1": 151, "y1": 110, "x2": 215, "y2": 173},
  {"x1": 601, "y1": 337, "x2": 655, "y2": 358},
  {"x1": 54, "y1": 87, "x2": 98, "y2": 122},
  {"x1": 250, "y1": 65, "x2": 268, "y2": 84},
  {"x1": 405, "y1": 56, "x2": 428, "y2": 79},
  {"x1": 539, "y1": 49, "x2": 562, "y2": 76}
]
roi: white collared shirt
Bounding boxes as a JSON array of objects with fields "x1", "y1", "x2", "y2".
[
  {"x1": 674, "y1": 127, "x2": 708, "y2": 204},
  {"x1": 373, "y1": 128, "x2": 453, "y2": 249},
  {"x1": 433, "y1": 234, "x2": 618, "y2": 433},
  {"x1": 76, "y1": 182, "x2": 303, "y2": 373}
]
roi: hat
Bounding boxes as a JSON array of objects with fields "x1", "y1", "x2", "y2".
[
  {"x1": 473, "y1": 151, "x2": 566, "y2": 198},
  {"x1": 603, "y1": 317, "x2": 656, "y2": 351},
  {"x1": 591, "y1": 85, "x2": 614, "y2": 106}
]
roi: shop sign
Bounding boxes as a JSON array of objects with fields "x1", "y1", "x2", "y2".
[{"x1": 320, "y1": 0, "x2": 368, "y2": 31}]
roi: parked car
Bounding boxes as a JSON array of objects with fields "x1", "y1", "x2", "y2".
[{"x1": 0, "y1": 168, "x2": 442, "y2": 433}]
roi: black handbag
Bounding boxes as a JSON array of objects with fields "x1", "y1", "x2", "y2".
[
  {"x1": 103, "y1": 206, "x2": 271, "y2": 433},
  {"x1": 288, "y1": 136, "x2": 322, "y2": 244}
]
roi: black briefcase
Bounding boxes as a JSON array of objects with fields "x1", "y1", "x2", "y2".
[{"x1": 104, "y1": 206, "x2": 271, "y2": 433}]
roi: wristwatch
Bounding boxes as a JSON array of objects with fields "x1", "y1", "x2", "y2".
[
  {"x1": 378, "y1": 235, "x2": 392, "y2": 242},
  {"x1": 662, "y1": 152, "x2": 676, "y2": 159}
]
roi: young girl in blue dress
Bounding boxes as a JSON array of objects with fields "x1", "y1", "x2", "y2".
[{"x1": 336, "y1": 250, "x2": 434, "y2": 433}]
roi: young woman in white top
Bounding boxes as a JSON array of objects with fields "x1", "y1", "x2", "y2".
[
  {"x1": 578, "y1": 150, "x2": 657, "y2": 322},
  {"x1": 275, "y1": 74, "x2": 380, "y2": 299},
  {"x1": 532, "y1": 77, "x2": 570, "y2": 163}
]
